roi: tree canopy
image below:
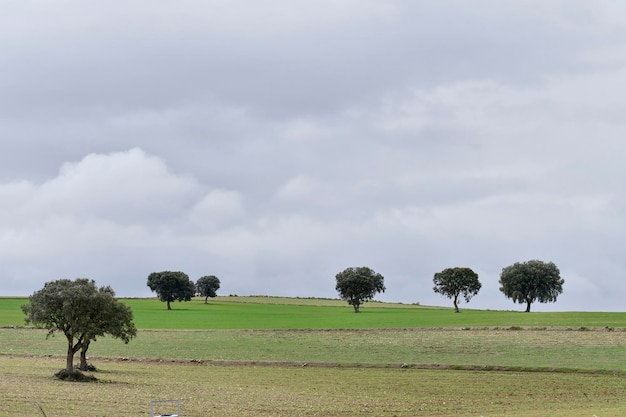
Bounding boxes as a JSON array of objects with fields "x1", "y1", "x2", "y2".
[
  {"x1": 147, "y1": 271, "x2": 196, "y2": 310},
  {"x1": 196, "y1": 275, "x2": 221, "y2": 304},
  {"x1": 335, "y1": 266, "x2": 385, "y2": 313},
  {"x1": 499, "y1": 260, "x2": 564, "y2": 312},
  {"x1": 21, "y1": 278, "x2": 136, "y2": 377},
  {"x1": 433, "y1": 267, "x2": 481, "y2": 313}
]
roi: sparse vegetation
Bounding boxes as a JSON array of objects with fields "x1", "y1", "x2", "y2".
[
  {"x1": 2, "y1": 296, "x2": 626, "y2": 416},
  {"x1": 2, "y1": 355, "x2": 625, "y2": 416}
]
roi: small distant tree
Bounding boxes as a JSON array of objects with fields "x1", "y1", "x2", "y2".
[
  {"x1": 335, "y1": 266, "x2": 385, "y2": 313},
  {"x1": 147, "y1": 271, "x2": 195, "y2": 310},
  {"x1": 433, "y1": 267, "x2": 481, "y2": 313},
  {"x1": 196, "y1": 275, "x2": 221, "y2": 304},
  {"x1": 499, "y1": 260, "x2": 564, "y2": 312},
  {"x1": 22, "y1": 278, "x2": 136, "y2": 378}
]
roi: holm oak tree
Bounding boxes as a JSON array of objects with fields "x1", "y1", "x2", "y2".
[
  {"x1": 433, "y1": 267, "x2": 481, "y2": 313},
  {"x1": 499, "y1": 260, "x2": 564, "y2": 312},
  {"x1": 22, "y1": 279, "x2": 136, "y2": 377},
  {"x1": 147, "y1": 271, "x2": 195, "y2": 310},
  {"x1": 335, "y1": 266, "x2": 385, "y2": 313}
]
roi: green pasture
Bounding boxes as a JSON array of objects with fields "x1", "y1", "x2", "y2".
[
  {"x1": 3, "y1": 296, "x2": 626, "y2": 329},
  {"x1": 3, "y1": 327, "x2": 626, "y2": 372}
]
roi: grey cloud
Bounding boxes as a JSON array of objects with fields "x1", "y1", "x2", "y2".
[
  {"x1": 2, "y1": 1, "x2": 626, "y2": 311},
  {"x1": 1, "y1": 1, "x2": 606, "y2": 121}
]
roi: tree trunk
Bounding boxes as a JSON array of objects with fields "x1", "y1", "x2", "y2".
[
  {"x1": 79, "y1": 342, "x2": 90, "y2": 371},
  {"x1": 167, "y1": 300, "x2": 171, "y2": 310},
  {"x1": 353, "y1": 303, "x2": 360, "y2": 313},
  {"x1": 66, "y1": 338, "x2": 75, "y2": 373},
  {"x1": 525, "y1": 300, "x2": 532, "y2": 312},
  {"x1": 453, "y1": 295, "x2": 460, "y2": 313},
  {"x1": 204, "y1": 296, "x2": 208, "y2": 304}
]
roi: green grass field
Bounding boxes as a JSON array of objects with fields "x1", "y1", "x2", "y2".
[
  {"x1": 4, "y1": 296, "x2": 626, "y2": 329},
  {"x1": 3, "y1": 326, "x2": 626, "y2": 372},
  {"x1": 2, "y1": 296, "x2": 626, "y2": 416}
]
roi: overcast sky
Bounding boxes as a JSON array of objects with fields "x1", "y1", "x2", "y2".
[{"x1": 2, "y1": 1, "x2": 626, "y2": 312}]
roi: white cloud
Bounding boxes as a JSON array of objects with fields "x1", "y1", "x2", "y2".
[
  {"x1": 276, "y1": 175, "x2": 324, "y2": 202},
  {"x1": 189, "y1": 189, "x2": 246, "y2": 229},
  {"x1": 28, "y1": 148, "x2": 198, "y2": 222},
  {"x1": 0, "y1": 148, "x2": 209, "y2": 262},
  {"x1": 279, "y1": 119, "x2": 335, "y2": 143}
]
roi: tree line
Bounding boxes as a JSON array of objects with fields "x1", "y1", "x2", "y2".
[
  {"x1": 145, "y1": 260, "x2": 565, "y2": 315},
  {"x1": 335, "y1": 259, "x2": 564, "y2": 313},
  {"x1": 22, "y1": 260, "x2": 562, "y2": 379}
]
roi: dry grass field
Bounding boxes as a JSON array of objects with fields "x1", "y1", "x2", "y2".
[{"x1": 2, "y1": 355, "x2": 626, "y2": 417}]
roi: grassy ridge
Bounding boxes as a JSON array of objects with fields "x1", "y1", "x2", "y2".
[{"x1": 3, "y1": 296, "x2": 626, "y2": 329}]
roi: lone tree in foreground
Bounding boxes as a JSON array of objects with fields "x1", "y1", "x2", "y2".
[
  {"x1": 335, "y1": 266, "x2": 385, "y2": 313},
  {"x1": 147, "y1": 271, "x2": 196, "y2": 310},
  {"x1": 196, "y1": 275, "x2": 221, "y2": 304},
  {"x1": 499, "y1": 260, "x2": 564, "y2": 312},
  {"x1": 433, "y1": 267, "x2": 481, "y2": 313},
  {"x1": 21, "y1": 278, "x2": 136, "y2": 378}
]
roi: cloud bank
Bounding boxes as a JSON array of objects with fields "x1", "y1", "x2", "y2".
[{"x1": 2, "y1": 1, "x2": 626, "y2": 311}]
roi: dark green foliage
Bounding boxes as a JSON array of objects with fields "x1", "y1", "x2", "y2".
[
  {"x1": 147, "y1": 271, "x2": 196, "y2": 310},
  {"x1": 335, "y1": 267, "x2": 385, "y2": 313},
  {"x1": 433, "y1": 267, "x2": 482, "y2": 313},
  {"x1": 499, "y1": 260, "x2": 564, "y2": 312},
  {"x1": 21, "y1": 278, "x2": 136, "y2": 376},
  {"x1": 196, "y1": 275, "x2": 221, "y2": 304}
]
